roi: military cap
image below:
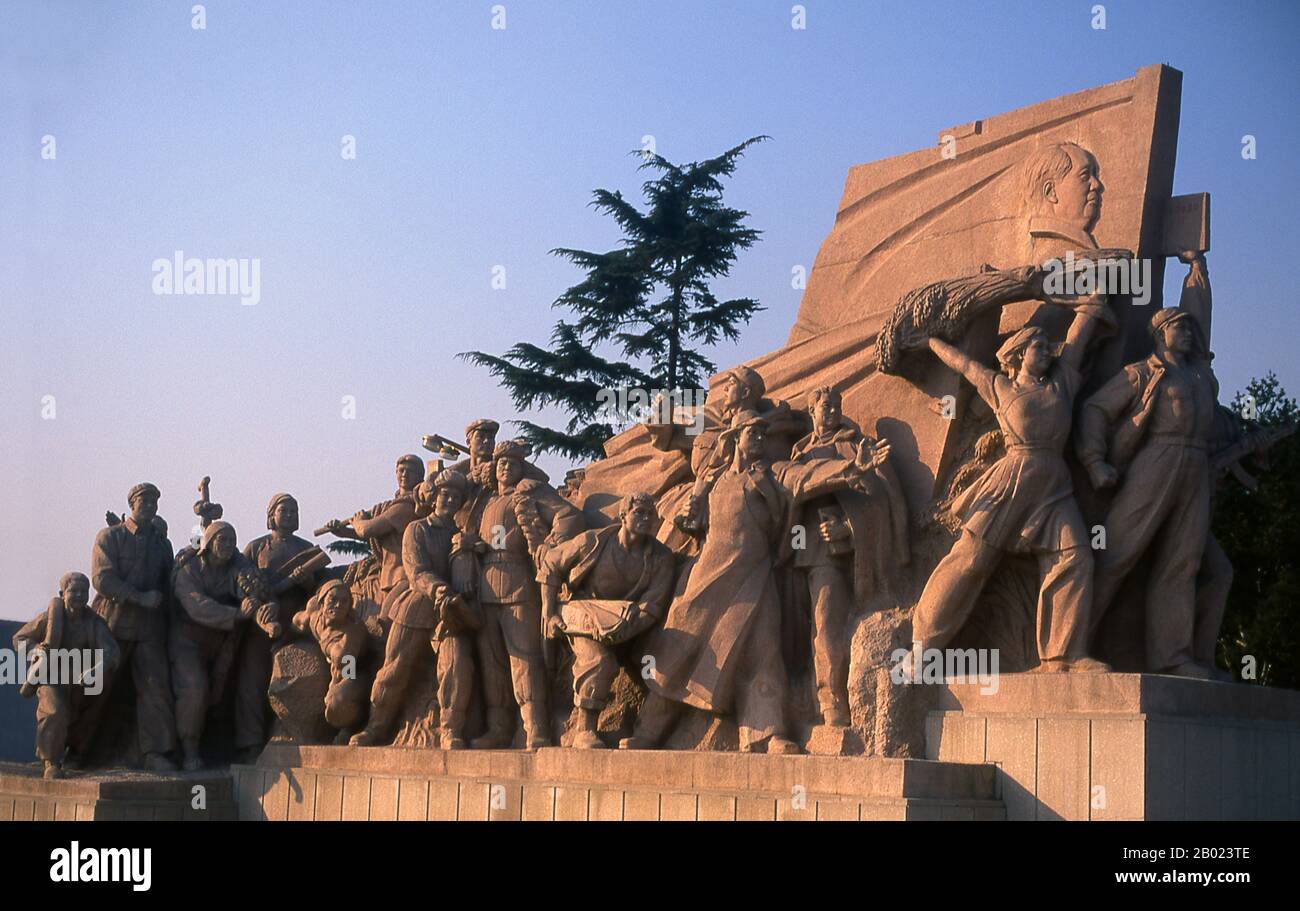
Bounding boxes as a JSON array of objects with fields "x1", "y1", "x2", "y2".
[
  {"x1": 466, "y1": 418, "x2": 500, "y2": 439},
  {"x1": 127, "y1": 482, "x2": 161, "y2": 503}
]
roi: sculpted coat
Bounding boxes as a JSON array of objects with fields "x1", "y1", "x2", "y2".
[{"x1": 643, "y1": 447, "x2": 872, "y2": 749}]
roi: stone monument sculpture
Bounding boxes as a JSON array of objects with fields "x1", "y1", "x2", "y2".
[
  {"x1": 83, "y1": 482, "x2": 178, "y2": 772},
  {"x1": 461, "y1": 440, "x2": 584, "y2": 749},
  {"x1": 291, "y1": 579, "x2": 378, "y2": 740},
  {"x1": 624, "y1": 411, "x2": 890, "y2": 754},
  {"x1": 236, "y1": 493, "x2": 329, "y2": 760},
  {"x1": 906, "y1": 299, "x2": 1114, "y2": 674},
  {"x1": 351, "y1": 470, "x2": 480, "y2": 748},
  {"x1": 14, "y1": 573, "x2": 120, "y2": 779},
  {"x1": 787, "y1": 386, "x2": 910, "y2": 732},
  {"x1": 12, "y1": 68, "x2": 1298, "y2": 830},
  {"x1": 170, "y1": 520, "x2": 275, "y2": 770},
  {"x1": 319, "y1": 454, "x2": 424, "y2": 627},
  {"x1": 1079, "y1": 300, "x2": 1225, "y2": 678},
  {"x1": 540, "y1": 492, "x2": 675, "y2": 749}
]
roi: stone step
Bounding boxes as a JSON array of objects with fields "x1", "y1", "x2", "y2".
[
  {"x1": 235, "y1": 744, "x2": 1004, "y2": 821},
  {"x1": 0, "y1": 765, "x2": 236, "y2": 821},
  {"x1": 257, "y1": 743, "x2": 997, "y2": 800}
]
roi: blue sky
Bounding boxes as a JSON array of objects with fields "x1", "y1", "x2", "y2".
[{"x1": 1, "y1": 0, "x2": 1297, "y2": 617}]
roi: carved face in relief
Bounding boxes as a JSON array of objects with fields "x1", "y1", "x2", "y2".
[
  {"x1": 810, "y1": 390, "x2": 842, "y2": 436},
  {"x1": 434, "y1": 485, "x2": 465, "y2": 519},
  {"x1": 468, "y1": 427, "x2": 496, "y2": 465},
  {"x1": 1025, "y1": 142, "x2": 1104, "y2": 236},
  {"x1": 1021, "y1": 338, "x2": 1054, "y2": 379},
  {"x1": 495, "y1": 456, "x2": 524, "y2": 489},
  {"x1": 1053, "y1": 146, "x2": 1104, "y2": 233},
  {"x1": 619, "y1": 494, "x2": 657, "y2": 539},
  {"x1": 321, "y1": 586, "x2": 352, "y2": 626},
  {"x1": 721, "y1": 376, "x2": 747, "y2": 411},
  {"x1": 207, "y1": 527, "x2": 237, "y2": 565},
  {"x1": 62, "y1": 575, "x2": 90, "y2": 614},
  {"x1": 395, "y1": 457, "x2": 423, "y2": 493},
  {"x1": 1159, "y1": 318, "x2": 1196, "y2": 356},
  {"x1": 270, "y1": 498, "x2": 299, "y2": 533},
  {"x1": 738, "y1": 423, "x2": 766, "y2": 461},
  {"x1": 130, "y1": 491, "x2": 159, "y2": 528}
]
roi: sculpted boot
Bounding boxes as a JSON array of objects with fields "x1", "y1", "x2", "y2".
[
  {"x1": 144, "y1": 751, "x2": 179, "y2": 773},
  {"x1": 619, "y1": 692, "x2": 679, "y2": 750},
  {"x1": 570, "y1": 707, "x2": 605, "y2": 750},
  {"x1": 438, "y1": 711, "x2": 467, "y2": 750},
  {"x1": 179, "y1": 743, "x2": 203, "y2": 773},
  {"x1": 470, "y1": 708, "x2": 514, "y2": 749},
  {"x1": 348, "y1": 728, "x2": 381, "y2": 747},
  {"x1": 43, "y1": 760, "x2": 64, "y2": 780},
  {"x1": 522, "y1": 702, "x2": 552, "y2": 750}
]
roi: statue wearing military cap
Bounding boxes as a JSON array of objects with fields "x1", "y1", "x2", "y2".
[
  {"x1": 82, "y1": 482, "x2": 178, "y2": 771},
  {"x1": 459, "y1": 437, "x2": 584, "y2": 749},
  {"x1": 1078, "y1": 303, "x2": 1227, "y2": 678},
  {"x1": 352, "y1": 468, "x2": 480, "y2": 749}
]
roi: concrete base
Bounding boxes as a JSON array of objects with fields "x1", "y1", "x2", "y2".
[
  {"x1": 925, "y1": 673, "x2": 1300, "y2": 820},
  {"x1": 235, "y1": 744, "x2": 1004, "y2": 821},
  {"x1": 0, "y1": 763, "x2": 236, "y2": 821}
]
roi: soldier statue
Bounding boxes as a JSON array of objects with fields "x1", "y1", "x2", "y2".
[{"x1": 83, "y1": 482, "x2": 178, "y2": 772}]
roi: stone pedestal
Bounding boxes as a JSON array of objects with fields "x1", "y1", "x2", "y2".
[
  {"x1": 234, "y1": 744, "x2": 1004, "y2": 821},
  {"x1": 925, "y1": 673, "x2": 1300, "y2": 820},
  {"x1": 0, "y1": 763, "x2": 236, "y2": 821}
]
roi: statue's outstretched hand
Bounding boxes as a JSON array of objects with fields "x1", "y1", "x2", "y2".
[{"x1": 855, "y1": 438, "x2": 890, "y2": 472}]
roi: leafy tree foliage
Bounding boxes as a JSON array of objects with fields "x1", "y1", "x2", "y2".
[
  {"x1": 1214, "y1": 372, "x2": 1299, "y2": 687},
  {"x1": 464, "y1": 137, "x2": 768, "y2": 460}
]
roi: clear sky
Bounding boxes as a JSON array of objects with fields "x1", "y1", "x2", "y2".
[{"x1": 2, "y1": 0, "x2": 1297, "y2": 619}]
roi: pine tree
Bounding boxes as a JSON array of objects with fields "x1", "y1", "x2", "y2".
[{"x1": 463, "y1": 136, "x2": 768, "y2": 461}]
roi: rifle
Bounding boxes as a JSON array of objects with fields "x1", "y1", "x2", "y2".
[
  {"x1": 314, "y1": 513, "x2": 365, "y2": 538},
  {"x1": 421, "y1": 434, "x2": 471, "y2": 459},
  {"x1": 1212, "y1": 422, "x2": 1296, "y2": 491}
]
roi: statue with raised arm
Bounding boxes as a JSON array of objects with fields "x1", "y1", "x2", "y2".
[
  {"x1": 905, "y1": 301, "x2": 1113, "y2": 675},
  {"x1": 319, "y1": 454, "x2": 424, "y2": 627},
  {"x1": 1076, "y1": 257, "x2": 1239, "y2": 678}
]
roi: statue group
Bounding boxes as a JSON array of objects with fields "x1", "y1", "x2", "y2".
[{"x1": 14, "y1": 137, "x2": 1287, "y2": 780}]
